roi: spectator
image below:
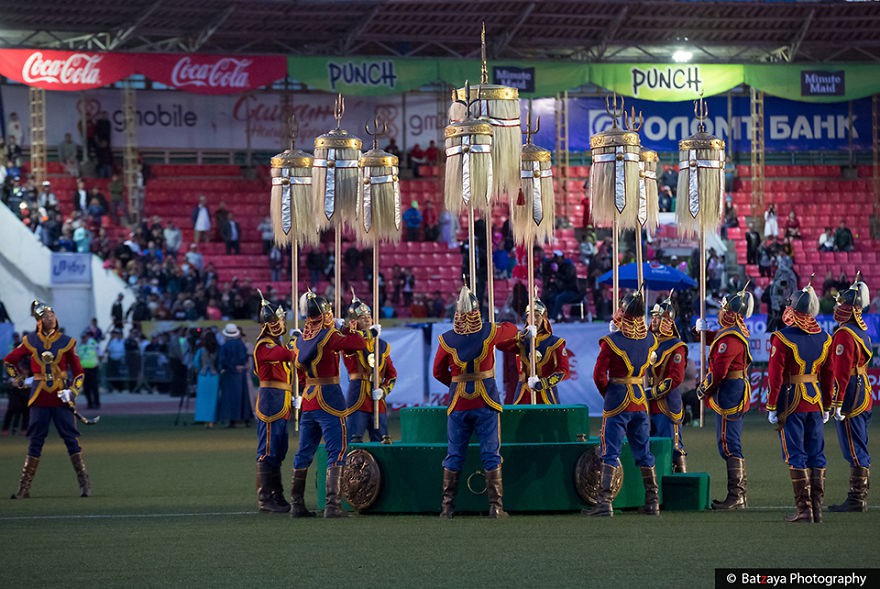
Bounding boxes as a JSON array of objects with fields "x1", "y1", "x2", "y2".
[
  {"x1": 1, "y1": 333, "x2": 29, "y2": 436},
  {"x1": 784, "y1": 211, "x2": 801, "y2": 240},
  {"x1": 758, "y1": 239, "x2": 775, "y2": 278},
  {"x1": 111, "y1": 294, "x2": 125, "y2": 328},
  {"x1": 58, "y1": 132, "x2": 79, "y2": 167},
  {"x1": 217, "y1": 324, "x2": 251, "y2": 428},
  {"x1": 258, "y1": 216, "x2": 273, "y2": 255},
  {"x1": 402, "y1": 200, "x2": 423, "y2": 242},
  {"x1": 578, "y1": 232, "x2": 596, "y2": 268},
  {"x1": 95, "y1": 111, "x2": 114, "y2": 177},
  {"x1": 407, "y1": 144, "x2": 427, "y2": 177},
  {"x1": 306, "y1": 245, "x2": 326, "y2": 286},
  {"x1": 429, "y1": 290, "x2": 446, "y2": 318},
  {"x1": 833, "y1": 220, "x2": 855, "y2": 252},
  {"x1": 422, "y1": 200, "x2": 439, "y2": 241},
  {"x1": 343, "y1": 243, "x2": 361, "y2": 282},
  {"x1": 659, "y1": 164, "x2": 678, "y2": 196},
  {"x1": 580, "y1": 190, "x2": 591, "y2": 227},
  {"x1": 6, "y1": 135, "x2": 22, "y2": 168},
  {"x1": 384, "y1": 138, "x2": 401, "y2": 158},
  {"x1": 163, "y1": 221, "x2": 183, "y2": 260},
  {"x1": 191, "y1": 195, "x2": 211, "y2": 244},
  {"x1": 108, "y1": 173, "x2": 125, "y2": 224},
  {"x1": 214, "y1": 201, "x2": 230, "y2": 242},
  {"x1": 37, "y1": 181, "x2": 58, "y2": 211},
  {"x1": 721, "y1": 198, "x2": 738, "y2": 239},
  {"x1": 221, "y1": 212, "x2": 242, "y2": 255},
  {"x1": 438, "y1": 207, "x2": 459, "y2": 249},
  {"x1": 401, "y1": 267, "x2": 415, "y2": 307},
  {"x1": 818, "y1": 226, "x2": 835, "y2": 252},
  {"x1": 6, "y1": 112, "x2": 22, "y2": 146},
  {"x1": 410, "y1": 294, "x2": 428, "y2": 318},
  {"x1": 269, "y1": 245, "x2": 283, "y2": 282},
  {"x1": 763, "y1": 204, "x2": 778, "y2": 239},
  {"x1": 745, "y1": 221, "x2": 761, "y2": 265},
  {"x1": 73, "y1": 179, "x2": 90, "y2": 213},
  {"x1": 658, "y1": 185, "x2": 673, "y2": 213},
  {"x1": 105, "y1": 329, "x2": 127, "y2": 391},
  {"x1": 424, "y1": 140, "x2": 439, "y2": 165},
  {"x1": 193, "y1": 330, "x2": 220, "y2": 428},
  {"x1": 724, "y1": 156, "x2": 737, "y2": 193},
  {"x1": 548, "y1": 251, "x2": 582, "y2": 321},
  {"x1": 819, "y1": 288, "x2": 837, "y2": 315},
  {"x1": 73, "y1": 222, "x2": 92, "y2": 253},
  {"x1": 185, "y1": 244, "x2": 205, "y2": 274}
]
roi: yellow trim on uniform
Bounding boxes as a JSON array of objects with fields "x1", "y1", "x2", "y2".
[
  {"x1": 772, "y1": 331, "x2": 830, "y2": 419},
  {"x1": 600, "y1": 335, "x2": 658, "y2": 418},
  {"x1": 706, "y1": 330, "x2": 752, "y2": 417},
  {"x1": 255, "y1": 389, "x2": 292, "y2": 422},
  {"x1": 23, "y1": 336, "x2": 76, "y2": 404},
  {"x1": 442, "y1": 325, "x2": 502, "y2": 414}
]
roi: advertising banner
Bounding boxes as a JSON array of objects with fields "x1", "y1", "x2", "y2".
[
  {"x1": 745, "y1": 64, "x2": 880, "y2": 103},
  {"x1": 141, "y1": 54, "x2": 286, "y2": 95},
  {"x1": 0, "y1": 49, "x2": 135, "y2": 91},
  {"x1": 590, "y1": 63, "x2": 744, "y2": 101},
  {"x1": 50, "y1": 253, "x2": 92, "y2": 284}
]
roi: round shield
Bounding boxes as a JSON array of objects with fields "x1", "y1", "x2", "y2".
[
  {"x1": 574, "y1": 447, "x2": 624, "y2": 505},
  {"x1": 341, "y1": 449, "x2": 382, "y2": 511}
]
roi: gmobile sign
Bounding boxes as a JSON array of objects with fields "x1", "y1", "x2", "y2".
[{"x1": 50, "y1": 253, "x2": 91, "y2": 285}]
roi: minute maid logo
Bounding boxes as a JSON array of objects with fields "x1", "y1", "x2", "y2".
[
  {"x1": 328, "y1": 60, "x2": 397, "y2": 90},
  {"x1": 631, "y1": 66, "x2": 703, "y2": 97}
]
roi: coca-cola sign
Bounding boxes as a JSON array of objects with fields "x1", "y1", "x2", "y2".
[
  {"x1": 170, "y1": 57, "x2": 252, "y2": 89},
  {"x1": 0, "y1": 49, "x2": 133, "y2": 90},
  {"x1": 144, "y1": 54, "x2": 285, "y2": 95}
]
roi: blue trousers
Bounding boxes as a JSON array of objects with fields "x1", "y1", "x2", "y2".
[
  {"x1": 294, "y1": 409, "x2": 347, "y2": 469},
  {"x1": 836, "y1": 411, "x2": 872, "y2": 468},
  {"x1": 28, "y1": 406, "x2": 81, "y2": 457},
  {"x1": 443, "y1": 407, "x2": 501, "y2": 472},
  {"x1": 256, "y1": 417, "x2": 289, "y2": 469},
  {"x1": 716, "y1": 413, "x2": 744, "y2": 459},
  {"x1": 651, "y1": 413, "x2": 685, "y2": 460},
  {"x1": 601, "y1": 411, "x2": 655, "y2": 468},
  {"x1": 347, "y1": 411, "x2": 388, "y2": 442},
  {"x1": 778, "y1": 411, "x2": 826, "y2": 469}
]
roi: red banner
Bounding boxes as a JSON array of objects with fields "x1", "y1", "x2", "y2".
[
  {"x1": 0, "y1": 49, "x2": 135, "y2": 91},
  {"x1": 0, "y1": 50, "x2": 286, "y2": 94},
  {"x1": 137, "y1": 54, "x2": 286, "y2": 95}
]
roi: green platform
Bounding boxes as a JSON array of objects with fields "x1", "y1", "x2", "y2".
[
  {"x1": 661, "y1": 473, "x2": 712, "y2": 511},
  {"x1": 315, "y1": 436, "x2": 673, "y2": 513},
  {"x1": 400, "y1": 405, "x2": 590, "y2": 444}
]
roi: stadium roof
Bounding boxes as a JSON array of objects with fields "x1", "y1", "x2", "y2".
[{"x1": 0, "y1": 0, "x2": 878, "y2": 64}]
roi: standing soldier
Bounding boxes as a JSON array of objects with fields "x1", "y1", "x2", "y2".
[
  {"x1": 290, "y1": 292, "x2": 372, "y2": 518},
  {"x1": 822, "y1": 274, "x2": 872, "y2": 513},
  {"x1": 647, "y1": 293, "x2": 689, "y2": 473},
  {"x1": 344, "y1": 292, "x2": 397, "y2": 444},
  {"x1": 586, "y1": 290, "x2": 660, "y2": 517},
  {"x1": 252, "y1": 292, "x2": 294, "y2": 514},
  {"x1": 502, "y1": 296, "x2": 570, "y2": 405},
  {"x1": 696, "y1": 286, "x2": 755, "y2": 510},
  {"x1": 434, "y1": 286, "x2": 519, "y2": 519},
  {"x1": 4, "y1": 301, "x2": 91, "y2": 498},
  {"x1": 766, "y1": 282, "x2": 831, "y2": 523}
]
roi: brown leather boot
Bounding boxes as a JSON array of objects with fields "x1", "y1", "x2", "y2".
[
  {"x1": 381, "y1": 435, "x2": 393, "y2": 445},
  {"x1": 485, "y1": 468, "x2": 509, "y2": 519},
  {"x1": 12, "y1": 456, "x2": 39, "y2": 499},
  {"x1": 829, "y1": 466, "x2": 869, "y2": 512},
  {"x1": 323, "y1": 466, "x2": 348, "y2": 518},
  {"x1": 712, "y1": 457, "x2": 747, "y2": 510},
  {"x1": 638, "y1": 465, "x2": 660, "y2": 516},
  {"x1": 289, "y1": 468, "x2": 315, "y2": 518},
  {"x1": 810, "y1": 467, "x2": 825, "y2": 523},
  {"x1": 785, "y1": 468, "x2": 813, "y2": 523},
  {"x1": 439, "y1": 469, "x2": 459, "y2": 519},
  {"x1": 69, "y1": 452, "x2": 91, "y2": 498},
  {"x1": 583, "y1": 462, "x2": 617, "y2": 517},
  {"x1": 673, "y1": 454, "x2": 687, "y2": 474},
  {"x1": 257, "y1": 463, "x2": 288, "y2": 513}
]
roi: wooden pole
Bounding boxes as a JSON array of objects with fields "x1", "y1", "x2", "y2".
[
  {"x1": 486, "y1": 213, "x2": 495, "y2": 322},
  {"x1": 699, "y1": 230, "x2": 707, "y2": 428},
  {"x1": 334, "y1": 225, "x2": 342, "y2": 319},
  {"x1": 372, "y1": 241, "x2": 380, "y2": 430},
  {"x1": 527, "y1": 236, "x2": 537, "y2": 404},
  {"x1": 612, "y1": 217, "x2": 620, "y2": 314},
  {"x1": 468, "y1": 204, "x2": 477, "y2": 291},
  {"x1": 635, "y1": 227, "x2": 644, "y2": 299},
  {"x1": 292, "y1": 240, "x2": 300, "y2": 432}
]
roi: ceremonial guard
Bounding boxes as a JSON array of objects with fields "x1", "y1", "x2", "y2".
[
  {"x1": 290, "y1": 292, "x2": 372, "y2": 518},
  {"x1": 343, "y1": 292, "x2": 397, "y2": 443},
  {"x1": 696, "y1": 286, "x2": 754, "y2": 510},
  {"x1": 502, "y1": 297, "x2": 570, "y2": 405},
  {"x1": 4, "y1": 301, "x2": 91, "y2": 498},
  {"x1": 252, "y1": 292, "x2": 294, "y2": 514},
  {"x1": 647, "y1": 294, "x2": 689, "y2": 473},
  {"x1": 587, "y1": 290, "x2": 659, "y2": 517},
  {"x1": 766, "y1": 282, "x2": 831, "y2": 523},
  {"x1": 822, "y1": 274, "x2": 872, "y2": 512},
  {"x1": 433, "y1": 286, "x2": 519, "y2": 519}
]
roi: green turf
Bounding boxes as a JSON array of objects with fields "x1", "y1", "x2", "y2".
[{"x1": 0, "y1": 412, "x2": 877, "y2": 588}]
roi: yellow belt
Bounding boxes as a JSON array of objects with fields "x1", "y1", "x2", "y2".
[
  {"x1": 783, "y1": 374, "x2": 818, "y2": 385},
  {"x1": 611, "y1": 376, "x2": 643, "y2": 385},
  {"x1": 451, "y1": 369, "x2": 495, "y2": 383},
  {"x1": 259, "y1": 380, "x2": 291, "y2": 391},
  {"x1": 305, "y1": 377, "x2": 340, "y2": 386},
  {"x1": 851, "y1": 366, "x2": 868, "y2": 377},
  {"x1": 725, "y1": 370, "x2": 746, "y2": 380}
]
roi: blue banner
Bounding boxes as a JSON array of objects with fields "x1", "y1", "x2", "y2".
[
  {"x1": 50, "y1": 253, "x2": 92, "y2": 285},
  {"x1": 531, "y1": 95, "x2": 871, "y2": 153}
]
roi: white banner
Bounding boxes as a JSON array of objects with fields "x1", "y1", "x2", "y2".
[
  {"x1": 50, "y1": 252, "x2": 92, "y2": 284},
  {"x1": 0, "y1": 86, "x2": 442, "y2": 151}
]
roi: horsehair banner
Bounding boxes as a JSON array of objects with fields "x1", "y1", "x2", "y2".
[{"x1": 0, "y1": 49, "x2": 285, "y2": 94}]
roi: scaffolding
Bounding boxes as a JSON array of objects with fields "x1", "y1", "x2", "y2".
[
  {"x1": 123, "y1": 83, "x2": 140, "y2": 225},
  {"x1": 749, "y1": 87, "x2": 765, "y2": 226},
  {"x1": 28, "y1": 87, "x2": 47, "y2": 186},
  {"x1": 555, "y1": 90, "x2": 570, "y2": 223}
]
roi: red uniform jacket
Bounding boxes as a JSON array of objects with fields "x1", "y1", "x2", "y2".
[
  {"x1": 593, "y1": 332, "x2": 658, "y2": 415},
  {"x1": 253, "y1": 337, "x2": 295, "y2": 387},
  {"x1": 343, "y1": 337, "x2": 397, "y2": 414},
  {"x1": 4, "y1": 331, "x2": 84, "y2": 408},
  {"x1": 766, "y1": 327, "x2": 831, "y2": 416},
  {"x1": 648, "y1": 338, "x2": 687, "y2": 416},
  {"x1": 820, "y1": 325, "x2": 873, "y2": 418},
  {"x1": 293, "y1": 327, "x2": 367, "y2": 416}
]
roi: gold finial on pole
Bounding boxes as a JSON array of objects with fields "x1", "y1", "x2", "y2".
[
  {"x1": 480, "y1": 21, "x2": 488, "y2": 85},
  {"x1": 364, "y1": 115, "x2": 388, "y2": 151},
  {"x1": 288, "y1": 113, "x2": 299, "y2": 151},
  {"x1": 624, "y1": 106, "x2": 643, "y2": 132},
  {"x1": 605, "y1": 92, "x2": 624, "y2": 130},
  {"x1": 334, "y1": 93, "x2": 345, "y2": 130},
  {"x1": 694, "y1": 92, "x2": 709, "y2": 132},
  {"x1": 523, "y1": 100, "x2": 540, "y2": 145}
]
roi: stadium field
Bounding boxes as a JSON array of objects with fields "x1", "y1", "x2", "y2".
[{"x1": 0, "y1": 412, "x2": 876, "y2": 588}]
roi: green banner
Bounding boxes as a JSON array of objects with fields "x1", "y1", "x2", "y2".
[
  {"x1": 590, "y1": 63, "x2": 744, "y2": 101},
  {"x1": 744, "y1": 64, "x2": 880, "y2": 103},
  {"x1": 288, "y1": 56, "x2": 440, "y2": 96},
  {"x1": 435, "y1": 58, "x2": 589, "y2": 98}
]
